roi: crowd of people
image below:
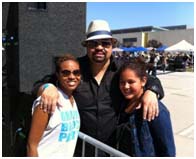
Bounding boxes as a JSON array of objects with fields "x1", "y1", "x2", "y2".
[
  {"x1": 27, "y1": 19, "x2": 176, "y2": 157},
  {"x1": 114, "y1": 50, "x2": 194, "y2": 76}
]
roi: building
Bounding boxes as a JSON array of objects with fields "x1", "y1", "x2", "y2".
[
  {"x1": 112, "y1": 25, "x2": 194, "y2": 48},
  {"x1": 2, "y1": 2, "x2": 86, "y2": 156}
]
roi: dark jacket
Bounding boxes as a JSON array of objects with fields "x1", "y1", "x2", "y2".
[
  {"x1": 117, "y1": 101, "x2": 176, "y2": 157},
  {"x1": 32, "y1": 55, "x2": 164, "y2": 156}
]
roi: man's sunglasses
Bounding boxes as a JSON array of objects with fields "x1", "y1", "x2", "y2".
[
  {"x1": 60, "y1": 69, "x2": 81, "y2": 77},
  {"x1": 87, "y1": 40, "x2": 112, "y2": 48}
]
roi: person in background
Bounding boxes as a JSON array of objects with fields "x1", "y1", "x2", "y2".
[
  {"x1": 32, "y1": 20, "x2": 164, "y2": 156},
  {"x1": 116, "y1": 57, "x2": 176, "y2": 157},
  {"x1": 148, "y1": 52, "x2": 160, "y2": 77},
  {"x1": 27, "y1": 54, "x2": 81, "y2": 157},
  {"x1": 161, "y1": 53, "x2": 168, "y2": 73}
]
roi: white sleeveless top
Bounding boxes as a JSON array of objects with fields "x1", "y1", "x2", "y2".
[{"x1": 32, "y1": 88, "x2": 80, "y2": 157}]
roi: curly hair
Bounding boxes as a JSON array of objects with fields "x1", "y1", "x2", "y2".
[{"x1": 55, "y1": 54, "x2": 79, "y2": 73}]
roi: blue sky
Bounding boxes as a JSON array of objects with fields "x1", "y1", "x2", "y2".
[{"x1": 87, "y1": 2, "x2": 194, "y2": 30}]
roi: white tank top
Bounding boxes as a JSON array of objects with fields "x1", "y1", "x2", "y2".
[{"x1": 32, "y1": 88, "x2": 80, "y2": 157}]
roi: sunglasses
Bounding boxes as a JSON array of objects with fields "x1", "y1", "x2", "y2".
[
  {"x1": 60, "y1": 69, "x2": 81, "y2": 77},
  {"x1": 87, "y1": 40, "x2": 112, "y2": 48}
]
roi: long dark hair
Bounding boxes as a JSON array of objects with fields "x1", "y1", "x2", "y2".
[{"x1": 118, "y1": 56, "x2": 147, "y2": 80}]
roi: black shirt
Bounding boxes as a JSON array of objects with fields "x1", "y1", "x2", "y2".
[{"x1": 74, "y1": 55, "x2": 120, "y2": 143}]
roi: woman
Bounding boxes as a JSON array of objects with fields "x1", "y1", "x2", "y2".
[
  {"x1": 27, "y1": 54, "x2": 81, "y2": 157},
  {"x1": 116, "y1": 57, "x2": 176, "y2": 157}
]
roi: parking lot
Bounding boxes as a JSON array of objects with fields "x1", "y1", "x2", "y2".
[{"x1": 157, "y1": 71, "x2": 194, "y2": 157}]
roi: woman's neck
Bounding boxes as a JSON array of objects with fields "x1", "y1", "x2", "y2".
[
  {"x1": 59, "y1": 86, "x2": 74, "y2": 106},
  {"x1": 69, "y1": 95, "x2": 74, "y2": 106},
  {"x1": 125, "y1": 99, "x2": 140, "y2": 113},
  {"x1": 125, "y1": 91, "x2": 144, "y2": 113}
]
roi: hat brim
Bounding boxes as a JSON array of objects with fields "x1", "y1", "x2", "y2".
[{"x1": 82, "y1": 36, "x2": 117, "y2": 47}]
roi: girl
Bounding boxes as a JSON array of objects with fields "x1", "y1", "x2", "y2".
[
  {"x1": 117, "y1": 57, "x2": 176, "y2": 157},
  {"x1": 27, "y1": 54, "x2": 81, "y2": 157}
]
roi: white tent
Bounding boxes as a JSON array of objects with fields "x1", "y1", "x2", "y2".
[
  {"x1": 112, "y1": 47, "x2": 123, "y2": 52},
  {"x1": 165, "y1": 40, "x2": 194, "y2": 52}
]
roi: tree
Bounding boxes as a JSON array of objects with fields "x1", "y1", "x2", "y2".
[{"x1": 147, "y1": 39, "x2": 162, "y2": 48}]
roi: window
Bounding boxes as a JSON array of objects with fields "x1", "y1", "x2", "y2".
[
  {"x1": 28, "y1": 2, "x2": 47, "y2": 11},
  {"x1": 123, "y1": 38, "x2": 137, "y2": 43},
  {"x1": 123, "y1": 38, "x2": 137, "y2": 47}
]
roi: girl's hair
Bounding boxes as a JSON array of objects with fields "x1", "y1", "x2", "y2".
[
  {"x1": 55, "y1": 53, "x2": 79, "y2": 73},
  {"x1": 118, "y1": 56, "x2": 147, "y2": 79}
]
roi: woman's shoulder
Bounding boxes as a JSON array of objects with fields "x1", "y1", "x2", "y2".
[
  {"x1": 148, "y1": 101, "x2": 171, "y2": 125},
  {"x1": 158, "y1": 101, "x2": 170, "y2": 114}
]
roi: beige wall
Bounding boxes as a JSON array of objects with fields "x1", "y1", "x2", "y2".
[
  {"x1": 113, "y1": 28, "x2": 194, "y2": 47},
  {"x1": 147, "y1": 28, "x2": 194, "y2": 46},
  {"x1": 113, "y1": 32, "x2": 143, "y2": 46}
]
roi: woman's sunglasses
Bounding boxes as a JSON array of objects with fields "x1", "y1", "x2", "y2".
[{"x1": 60, "y1": 69, "x2": 81, "y2": 77}]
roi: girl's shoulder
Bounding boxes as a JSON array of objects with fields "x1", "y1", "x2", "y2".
[{"x1": 158, "y1": 101, "x2": 170, "y2": 114}]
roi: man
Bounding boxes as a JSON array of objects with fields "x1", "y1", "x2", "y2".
[{"x1": 33, "y1": 20, "x2": 164, "y2": 156}]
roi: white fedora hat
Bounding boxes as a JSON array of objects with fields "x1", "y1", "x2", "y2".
[{"x1": 82, "y1": 20, "x2": 117, "y2": 46}]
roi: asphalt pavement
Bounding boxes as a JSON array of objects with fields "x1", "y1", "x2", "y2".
[{"x1": 157, "y1": 70, "x2": 194, "y2": 157}]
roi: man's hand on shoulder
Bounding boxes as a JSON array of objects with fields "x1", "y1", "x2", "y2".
[
  {"x1": 141, "y1": 90, "x2": 159, "y2": 121},
  {"x1": 39, "y1": 84, "x2": 60, "y2": 114}
]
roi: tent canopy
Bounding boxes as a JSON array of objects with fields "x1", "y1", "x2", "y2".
[
  {"x1": 165, "y1": 40, "x2": 194, "y2": 52},
  {"x1": 134, "y1": 46, "x2": 148, "y2": 52},
  {"x1": 157, "y1": 45, "x2": 168, "y2": 51},
  {"x1": 120, "y1": 46, "x2": 147, "y2": 52},
  {"x1": 112, "y1": 47, "x2": 123, "y2": 52}
]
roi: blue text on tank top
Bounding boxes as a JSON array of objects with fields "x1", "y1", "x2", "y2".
[{"x1": 58, "y1": 110, "x2": 80, "y2": 142}]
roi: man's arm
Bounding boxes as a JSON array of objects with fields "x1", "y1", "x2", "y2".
[
  {"x1": 141, "y1": 75, "x2": 164, "y2": 121},
  {"x1": 32, "y1": 74, "x2": 57, "y2": 97},
  {"x1": 145, "y1": 75, "x2": 164, "y2": 100},
  {"x1": 32, "y1": 74, "x2": 59, "y2": 113}
]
